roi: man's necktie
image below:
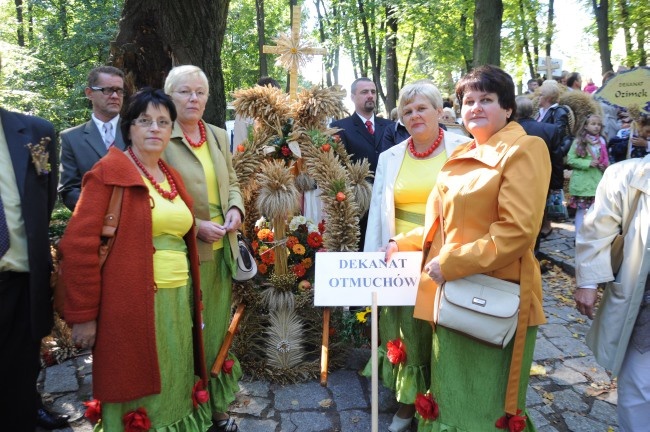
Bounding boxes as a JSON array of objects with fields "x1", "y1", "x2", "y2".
[
  {"x1": 103, "y1": 122, "x2": 114, "y2": 148},
  {"x1": 0, "y1": 194, "x2": 10, "y2": 258},
  {"x1": 365, "y1": 120, "x2": 374, "y2": 135}
]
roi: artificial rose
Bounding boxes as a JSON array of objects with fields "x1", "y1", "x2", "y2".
[
  {"x1": 191, "y1": 380, "x2": 210, "y2": 408},
  {"x1": 415, "y1": 392, "x2": 439, "y2": 421},
  {"x1": 222, "y1": 359, "x2": 235, "y2": 375},
  {"x1": 318, "y1": 220, "x2": 326, "y2": 234},
  {"x1": 307, "y1": 232, "x2": 323, "y2": 248},
  {"x1": 281, "y1": 145, "x2": 291, "y2": 156},
  {"x1": 495, "y1": 410, "x2": 527, "y2": 432},
  {"x1": 386, "y1": 338, "x2": 407, "y2": 365},
  {"x1": 83, "y1": 398, "x2": 102, "y2": 423},
  {"x1": 123, "y1": 407, "x2": 151, "y2": 432}
]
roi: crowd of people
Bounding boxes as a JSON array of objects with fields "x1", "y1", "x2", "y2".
[{"x1": 0, "y1": 58, "x2": 647, "y2": 432}]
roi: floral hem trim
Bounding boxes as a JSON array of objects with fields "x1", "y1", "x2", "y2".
[
  {"x1": 93, "y1": 402, "x2": 211, "y2": 432},
  {"x1": 208, "y1": 354, "x2": 242, "y2": 412},
  {"x1": 361, "y1": 346, "x2": 430, "y2": 404}
]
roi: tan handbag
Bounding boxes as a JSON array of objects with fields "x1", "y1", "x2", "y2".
[
  {"x1": 434, "y1": 274, "x2": 520, "y2": 348},
  {"x1": 610, "y1": 189, "x2": 641, "y2": 275},
  {"x1": 53, "y1": 186, "x2": 124, "y2": 317}
]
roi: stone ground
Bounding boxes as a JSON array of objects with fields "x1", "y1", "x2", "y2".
[{"x1": 38, "y1": 219, "x2": 620, "y2": 432}]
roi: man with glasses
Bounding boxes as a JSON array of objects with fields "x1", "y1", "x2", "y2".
[{"x1": 58, "y1": 66, "x2": 126, "y2": 210}]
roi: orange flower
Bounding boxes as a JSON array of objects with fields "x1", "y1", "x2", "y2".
[
  {"x1": 301, "y1": 257, "x2": 313, "y2": 268},
  {"x1": 261, "y1": 249, "x2": 276, "y2": 265},
  {"x1": 257, "y1": 228, "x2": 272, "y2": 241},
  {"x1": 292, "y1": 244, "x2": 306, "y2": 255},
  {"x1": 286, "y1": 236, "x2": 299, "y2": 248},
  {"x1": 258, "y1": 263, "x2": 268, "y2": 274},
  {"x1": 292, "y1": 263, "x2": 306, "y2": 277}
]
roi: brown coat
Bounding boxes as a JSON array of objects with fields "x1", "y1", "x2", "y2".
[{"x1": 60, "y1": 147, "x2": 207, "y2": 403}]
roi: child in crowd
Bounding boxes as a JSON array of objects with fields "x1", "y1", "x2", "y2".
[{"x1": 566, "y1": 114, "x2": 609, "y2": 235}]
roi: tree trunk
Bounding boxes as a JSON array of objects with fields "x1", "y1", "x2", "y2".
[
  {"x1": 460, "y1": 9, "x2": 472, "y2": 73},
  {"x1": 14, "y1": 0, "x2": 24, "y2": 47},
  {"x1": 401, "y1": 28, "x2": 416, "y2": 89},
  {"x1": 256, "y1": 0, "x2": 268, "y2": 78},
  {"x1": 473, "y1": 0, "x2": 503, "y2": 68},
  {"x1": 637, "y1": 27, "x2": 647, "y2": 66},
  {"x1": 357, "y1": 0, "x2": 385, "y2": 111},
  {"x1": 518, "y1": 0, "x2": 535, "y2": 78},
  {"x1": 111, "y1": 0, "x2": 230, "y2": 127},
  {"x1": 592, "y1": 0, "x2": 613, "y2": 74},
  {"x1": 617, "y1": 0, "x2": 634, "y2": 67},
  {"x1": 545, "y1": 0, "x2": 554, "y2": 58},
  {"x1": 384, "y1": 4, "x2": 398, "y2": 114}
]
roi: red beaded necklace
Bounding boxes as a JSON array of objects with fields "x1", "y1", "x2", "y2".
[
  {"x1": 408, "y1": 128, "x2": 445, "y2": 159},
  {"x1": 183, "y1": 121, "x2": 207, "y2": 148},
  {"x1": 128, "y1": 147, "x2": 179, "y2": 200}
]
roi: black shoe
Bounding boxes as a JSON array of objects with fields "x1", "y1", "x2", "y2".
[{"x1": 36, "y1": 408, "x2": 69, "y2": 430}]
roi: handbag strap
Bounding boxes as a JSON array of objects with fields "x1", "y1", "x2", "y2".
[
  {"x1": 439, "y1": 199, "x2": 530, "y2": 415},
  {"x1": 98, "y1": 186, "x2": 124, "y2": 268}
]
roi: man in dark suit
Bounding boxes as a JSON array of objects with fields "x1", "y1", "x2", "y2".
[
  {"x1": 0, "y1": 106, "x2": 58, "y2": 432},
  {"x1": 59, "y1": 66, "x2": 126, "y2": 210},
  {"x1": 331, "y1": 77, "x2": 392, "y2": 250},
  {"x1": 515, "y1": 96, "x2": 564, "y2": 259}
]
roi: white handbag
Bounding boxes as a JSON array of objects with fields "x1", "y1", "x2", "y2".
[
  {"x1": 233, "y1": 233, "x2": 257, "y2": 281},
  {"x1": 433, "y1": 274, "x2": 520, "y2": 348}
]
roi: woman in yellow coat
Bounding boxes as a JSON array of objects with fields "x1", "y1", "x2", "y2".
[{"x1": 386, "y1": 65, "x2": 550, "y2": 431}]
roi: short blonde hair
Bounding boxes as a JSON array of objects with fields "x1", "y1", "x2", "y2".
[
  {"x1": 164, "y1": 65, "x2": 209, "y2": 95},
  {"x1": 539, "y1": 80, "x2": 560, "y2": 103},
  {"x1": 397, "y1": 80, "x2": 443, "y2": 121}
]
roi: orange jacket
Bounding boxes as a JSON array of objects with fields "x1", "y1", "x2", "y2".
[{"x1": 60, "y1": 147, "x2": 207, "y2": 403}]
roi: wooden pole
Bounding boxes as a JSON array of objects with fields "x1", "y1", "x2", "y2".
[
  {"x1": 320, "y1": 307, "x2": 331, "y2": 386},
  {"x1": 371, "y1": 292, "x2": 378, "y2": 432},
  {"x1": 211, "y1": 303, "x2": 246, "y2": 377}
]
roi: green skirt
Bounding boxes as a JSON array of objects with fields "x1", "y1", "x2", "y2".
[
  {"x1": 362, "y1": 306, "x2": 432, "y2": 404},
  {"x1": 201, "y1": 248, "x2": 242, "y2": 414},
  {"x1": 417, "y1": 326, "x2": 538, "y2": 432},
  {"x1": 97, "y1": 284, "x2": 211, "y2": 432}
]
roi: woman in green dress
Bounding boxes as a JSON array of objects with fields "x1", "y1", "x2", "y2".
[
  {"x1": 386, "y1": 66, "x2": 550, "y2": 431},
  {"x1": 62, "y1": 88, "x2": 211, "y2": 431},
  {"x1": 363, "y1": 80, "x2": 468, "y2": 432},
  {"x1": 163, "y1": 66, "x2": 245, "y2": 432}
]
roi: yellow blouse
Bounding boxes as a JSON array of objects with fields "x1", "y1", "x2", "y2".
[
  {"x1": 146, "y1": 177, "x2": 193, "y2": 288},
  {"x1": 192, "y1": 143, "x2": 225, "y2": 250},
  {"x1": 394, "y1": 150, "x2": 447, "y2": 234}
]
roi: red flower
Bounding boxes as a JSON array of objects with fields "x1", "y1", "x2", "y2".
[
  {"x1": 222, "y1": 359, "x2": 235, "y2": 375},
  {"x1": 123, "y1": 407, "x2": 151, "y2": 432},
  {"x1": 83, "y1": 399, "x2": 102, "y2": 423},
  {"x1": 292, "y1": 263, "x2": 307, "y2": 278},
  {"x1": 258, "y1": 263, "x2": 268, "y2": 274},
  {"x1": 260, "y1": 249, "x2": 275, "y2": 265},
  {"x1": 336, "y1": 192, "x2": 346, "y2": 202},
  {"x1": 495, "y1": 409, "x2": 527, "y2": 432},
  {"x1": 281, "y1": 145, "x2": 291, "y2": 156},
  {"x1": 318, "y1": 220, "x2": 326, "y2": 234},
  {"x1": 414, "y1": 392, "x2": 439, "y2": 421},
  {"x1": 386, "y1": 338, "x2": 407, "y2": 365},
  {"x1": 251, "y1": 240, "x2": 259, "y2": 252},
  {"x1": 286, "y1": 236, "x2": 299, "y2": 248},
  {"x1": 307, "y1": 232, "x2": 323, "y2": 248},
  {"x1": 191, "y1": 380, "x2": 210, "y2": 409}
]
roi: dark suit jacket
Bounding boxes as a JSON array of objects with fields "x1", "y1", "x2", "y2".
[
  {"x1": 518, "y1": 118, "x2": 564, "y2": 190},
  {"x1": 0, "y1": 108, "x2": 58, "y2": 339},
  {"x1": 330, "y1": 114, "x2": 392, "y2": 175},
  {"x1": 58, "y1": 119, "x2": 125, "y2": 210},
  {"x1": 538, "y1": 105, "x2": 573, "y2": 155}
]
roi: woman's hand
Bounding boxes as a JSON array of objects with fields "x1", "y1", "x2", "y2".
[
  {"x1": 223, "y1": 208, "x2": 242, "y2": 233},
  {"x1": 384, "y1": 241, "x2": 398, "y2": 263},
  {"x1": 72, "y1": 321, "x2": 97, "y2": 349},
  {"x1": 424, "y1": 257, "x2": 446, "y2": 285},
  {"x1": 197, "y1": 220, "x2": 227, "y2": 243},
  {"x1": 631, "y1": 135, "x2": 647, "y2": 148}
]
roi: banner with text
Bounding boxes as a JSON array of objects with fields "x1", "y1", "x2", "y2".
[{"x1": 313, "y1": 251, "x2": 423, "y2": 306}]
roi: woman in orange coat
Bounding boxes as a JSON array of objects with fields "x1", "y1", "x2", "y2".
[
  {"x1": 61, "y1": 89, "x2": 210, "y2": 431},
  {"x1": 386, "y1": 65, "x2": 550, "y2": 431}
]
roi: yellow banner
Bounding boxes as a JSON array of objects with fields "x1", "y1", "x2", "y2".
[{"x1": 594, "y1": 67, "x2": 650, "y2": 113}]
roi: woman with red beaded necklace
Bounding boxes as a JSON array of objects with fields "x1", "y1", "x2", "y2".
[
  {"x1": 61, "y1": 88, "x2": 211, "y2": 431},
  {"x1": 363, "y1": 80, "x2": 469, "y2": 432},
  {"x1": 163, "y1": 66, "x2": 244, "y2": 432},
  {"x1": 385, "y1": 66, "x2": 551, "y2": 431}
]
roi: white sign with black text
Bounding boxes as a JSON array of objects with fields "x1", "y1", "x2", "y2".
[{"x1": 313, "y1": 251, "x2": 423, "y2": 306}]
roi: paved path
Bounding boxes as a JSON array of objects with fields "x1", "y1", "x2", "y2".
[{"x1": 39, "y1": 218, "x2": 621, "y2": 432}]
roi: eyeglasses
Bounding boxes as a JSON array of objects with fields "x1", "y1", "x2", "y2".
[
  {"x1": 173, "y1": 90, "x2": 208, "y2": 99},
  {"x1": 90, "y1": 86, "x2": 125, "y2": 96},
  {"x1": 132, "y1": 118, "x2": 173, "y2": 129}
]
